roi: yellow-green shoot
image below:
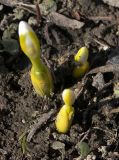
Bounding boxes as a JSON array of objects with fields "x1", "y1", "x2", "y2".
[{"x1": 18, "y1": 21, "x2": 53, "y2": 97}]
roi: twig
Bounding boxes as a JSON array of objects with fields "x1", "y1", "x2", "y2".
[
  {"x1": 80, "y1": 129, "x2": 90, "y2": 143},
  {"x1": 35, "y1": 1, "x2": 41, "y2": 26},
  {"x1": 88, "y1": 16, "x2": 113, "y2": 21},
  {"x1": 110, "y1": 107, "x2": 119, "y2": 114},
  {"x1": 51, "y1": 29, "x2": 61, "y2": 45},
  {"x1": 17, "y1": 3, "x2": 36, "y2": 15},
  {"x1": 86, "y1": 64, "x2": 119, "y2": 75},
  {"x1": 75, "y1": 63, "x2": 119, "y2": 101},
  {"x1": 81, "y1": 63, "x2": 119, "y2": 91},
  {"x1": 43, "y1": 23, "x2": 52, "y2": 45},
  {"x1": 27, "y1": 109, "x2": 56, "y2": 142},
  {"x1": 93, "y1": 36, "x2": 111, "y2": 50}
]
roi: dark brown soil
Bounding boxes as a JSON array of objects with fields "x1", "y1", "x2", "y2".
[{"x1": 0, "y1": 0, "x2": 119, "y2": 159}]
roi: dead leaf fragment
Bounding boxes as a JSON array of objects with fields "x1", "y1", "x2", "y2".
[
  {"x1": 47, "y1": 12, "x2": 84, "y2": 30},
  {"x1": 102, "y1": 0, "x2": 119, "y2": 8},
  {"x1": 92, "y1": 73, "x2": 105, "y2": 90},
  {"x1": 2, "y1": 23, "x2": 18, "y2": 39}
]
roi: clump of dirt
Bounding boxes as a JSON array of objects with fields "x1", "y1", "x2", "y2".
[{"x1": 0, "y1": 0, "x2": 119, "y2": 160}]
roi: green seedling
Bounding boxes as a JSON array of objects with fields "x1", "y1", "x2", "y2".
[
  {"x1": 76, "y1": 141, "x2": 90, "y2": 158},
  {"x1": 19, "y1": 132, "x2": 28, "y2": 155}
]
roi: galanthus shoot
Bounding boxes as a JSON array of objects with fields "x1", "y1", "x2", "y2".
[{"x1": 18, "y1": 21, "x2": 53, "y2": 97}]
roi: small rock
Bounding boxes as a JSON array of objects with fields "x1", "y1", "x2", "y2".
[
  {"x1": 0, "y1": 5, "x2": 3, "y2": 11},
  {"x1": 51, "y1": 141, "x2": 65, "y2": 150},
  {"x1": 22, "y1": 119, "x2": 26, "y2": 124}
]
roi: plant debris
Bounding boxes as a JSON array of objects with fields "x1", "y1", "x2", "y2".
[
  {"x1": 27, "y1": 109, "x2": 56, "y2": 142},
  {"x1": 47, "y1": 12, "x2": 84, "y2": 30},
  {"x1": 103, "y1": 0, "x2": 119, "y2": 8}
]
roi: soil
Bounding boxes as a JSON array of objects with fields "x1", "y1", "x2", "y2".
[{"x1": 0, "y1": 0, "x2": 119, "y2": 160}]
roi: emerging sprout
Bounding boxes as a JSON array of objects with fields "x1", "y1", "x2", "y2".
[
  {"x1": 55, "y1": 105, "x2": 74, "y2": 133},
  {"x1": 73, "y1": 47, "x2": 89, "y2": 78},
  {"x1": 73, "y1": 61, "x2": 89, "y2": 78},
  {"x1": 74, "y1": 47, "x2": 89, "y2": 65},
  {"x1": 62, "y1": 88, "x2": 76, "y2": 106},
  {"x1": 55, "y1": 89, "x2": 75, "y2": 133},
  {"x1": 18, "y1": 21, "x2": 53, "y2": 97}
]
